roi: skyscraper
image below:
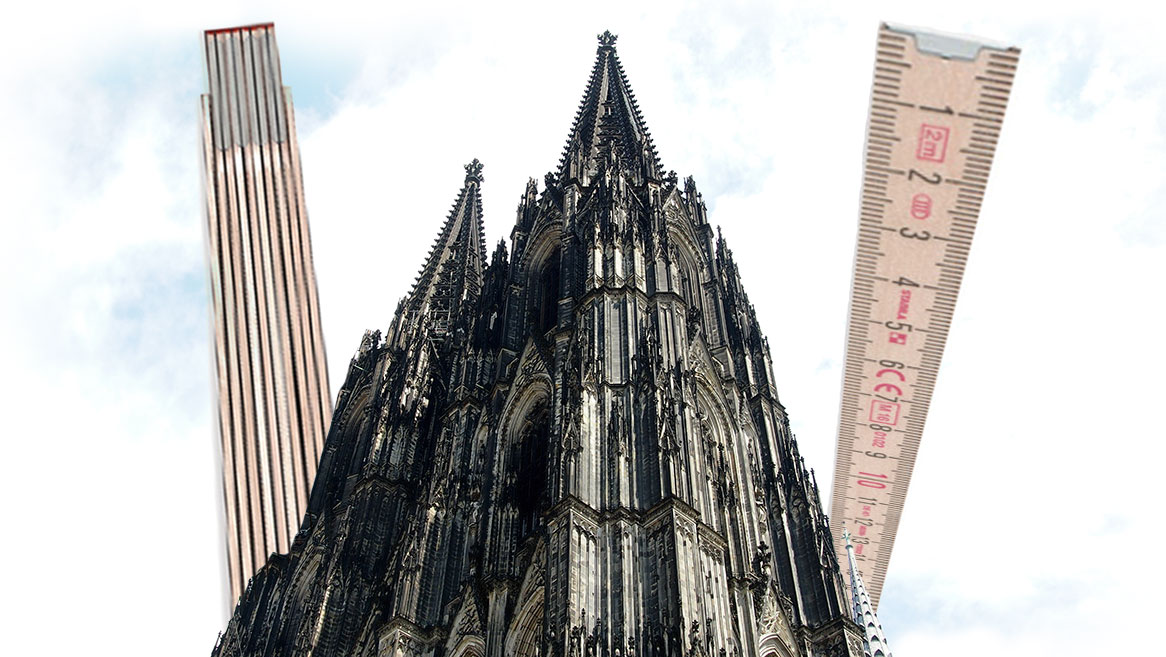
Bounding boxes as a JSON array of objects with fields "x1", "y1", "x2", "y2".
[
  {"x1": 213, "y1": 31, "x2": 867, "y2": 657},
  {"x1": 201, "y1": 23, "x2": 333, "y2": 604}
]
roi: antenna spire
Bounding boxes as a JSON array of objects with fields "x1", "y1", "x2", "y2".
[{"x1": 843, "y1": 529, "x2": 894, "y2": 657}]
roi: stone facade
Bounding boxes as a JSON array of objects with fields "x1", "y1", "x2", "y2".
[{"x1": 212, "y1": 32, "x2": 863, "y2": 657}]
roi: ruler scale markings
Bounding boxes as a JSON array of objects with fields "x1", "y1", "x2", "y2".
[{"x1": 830, "y1": 23, "x2": 1019, "y2": 610}]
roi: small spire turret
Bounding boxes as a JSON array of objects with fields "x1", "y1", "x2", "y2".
[
  {"x1": 491, "y1": 238, "x2": 508, "y2": 265},
  {"x1": 844, "y1": 529, "x2": 893, "y2": 657},
  {"x1": 396, "y1": 160, "x2": 488, "y2": 341}
]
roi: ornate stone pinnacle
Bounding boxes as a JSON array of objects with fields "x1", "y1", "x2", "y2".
[
  {"x1": 211, "y1": 33, "x2": 873, "y2": 657},
  {"x1": 464, "y1": 158, "x2": 484, "y2": 184}
]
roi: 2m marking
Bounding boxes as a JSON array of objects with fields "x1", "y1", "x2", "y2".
[{"x1": 916, "y1": 124, "x2": 950, "y2": 162}]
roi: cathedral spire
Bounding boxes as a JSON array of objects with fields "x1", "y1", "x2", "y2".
[
  {"x1": 216, "y1": 34, "x2": 871, "y2": 657},
  {"x1": 557, "y1": 31, "x2": 662, "y2": 185},
  {"x1": 844, "y1": 529, "x2": 894, "y2": 657},
  {"x1": 401, "y1": 159, "x2": 488, "y2": 337}
]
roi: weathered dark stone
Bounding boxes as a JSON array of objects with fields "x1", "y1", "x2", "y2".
[{"x1": 213, "y1": 33, "x2": 863, "y2": 657}]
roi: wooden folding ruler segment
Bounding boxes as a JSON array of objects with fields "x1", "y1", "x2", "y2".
[{"x1": 829, "y1": 23, "x2": 1020, "y2": 609}]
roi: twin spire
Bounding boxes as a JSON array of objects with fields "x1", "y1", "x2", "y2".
[
  {"x1": 402, "y1": 32, "x2": 663, "y2": 333},
  {"x1": 558, "y1": 31, "x2": 663, "y2": 185},
  {"x1": 402, "y1": 158, "x2": 488, "y2": 336}
]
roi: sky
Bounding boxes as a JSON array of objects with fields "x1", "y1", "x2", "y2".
[{"x1": 0, "y1": 1, "x2": 1162, "y2": 655}]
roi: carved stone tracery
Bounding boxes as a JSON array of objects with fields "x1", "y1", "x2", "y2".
[{"x1": 213, "y1": 32, "x2": 862, "y2": 657}]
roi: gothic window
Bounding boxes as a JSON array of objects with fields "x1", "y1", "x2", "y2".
[
  {"x1": 513, "y1": 401, "x2": 550, "y2": 541},
  {"x1": 505, "y1": 587, "x2": 546, "y2": 657},
  {"x1": 680, "y1": 268, "x2": 695, "y2": 306},
  {"x1": 347, "y1": 413, "x2": 373, "y2": 477},
  {"x1": 451, "y1": 638, "x2": 485, "y2": 657},
  {"x1": 789, "y1": 497, "x2": 827, "y2": 623},
  {"x1": 534, "y1": 248, "x2": 561, "y2": 335}
]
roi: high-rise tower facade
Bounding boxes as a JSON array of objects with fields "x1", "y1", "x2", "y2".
[
  {"x1": 201, "y1": 23, "x2": 333, "y2": 604},
  {"x1": 213, "y1": 32, "x2": 865, "y2": 657}
]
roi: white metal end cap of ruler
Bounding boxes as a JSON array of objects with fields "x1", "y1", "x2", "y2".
[{"x1": 829, "y1": 22, "x2": 1020, "y2": 610}]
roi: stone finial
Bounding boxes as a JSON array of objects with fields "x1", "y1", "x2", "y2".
[
  {"x1": 598, "y1": 30, "x2": 618, "y2": 49},
  {"x1": 464, "y1": 158, "x2": 484, "y2": 184}
]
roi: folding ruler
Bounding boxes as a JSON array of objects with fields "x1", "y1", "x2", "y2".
[{"x1": 829, "y1": 22, "x2": 1020, "y2": 609}]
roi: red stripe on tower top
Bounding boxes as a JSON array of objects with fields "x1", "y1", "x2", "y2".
[{"x1": 205, "y1": 22, "x2": 275, "y2": 36}]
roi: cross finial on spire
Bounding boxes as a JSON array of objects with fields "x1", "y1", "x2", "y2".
[
  {"x1": 598, "y1": 30, "x2": 618, "y2": 50},
  {"x1": 464, "y1": 158, "x2": 484, "y2": 185}
]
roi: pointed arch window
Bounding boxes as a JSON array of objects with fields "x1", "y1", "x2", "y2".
[
  {"x1": 680, "y1": 268, "x2": 695, "y2": 306},
  {"x1": 512, "y1": 400, "x2": 550, "y2": 541},
  {"x1": 535, "y1": 248, "x2": 561, "y2": 335}
]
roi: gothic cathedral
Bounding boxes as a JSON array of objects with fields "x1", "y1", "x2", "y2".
[{"x1": 213, "y1": 32, "x2": 866, "y2": 657}]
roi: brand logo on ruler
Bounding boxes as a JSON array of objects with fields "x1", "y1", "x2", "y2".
[{"x1": 829, "y1": 22, "x2": 1020, "y2": 610}]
